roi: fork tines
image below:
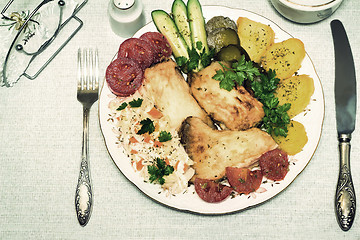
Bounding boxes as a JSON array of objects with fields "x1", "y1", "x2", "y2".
[{"x1": 77, "y1": 48, "x2": 99, "y2": 91}]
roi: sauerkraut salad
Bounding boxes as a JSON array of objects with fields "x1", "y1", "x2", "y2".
[{"x1": 107, "y1": 92, "x2": 195, "y2": 194}]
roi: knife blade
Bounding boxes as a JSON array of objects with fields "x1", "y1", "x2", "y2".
[{"x1": 331, "y1": 19, "x2": 356, "y2": 232}]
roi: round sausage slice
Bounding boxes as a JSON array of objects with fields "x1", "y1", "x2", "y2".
[
  {"x1": 259, "y1": 149, "x2": 289, "y2": 181},
  {"x1": 118, "y1": 38, "x2": 156, "y2": 69},
  {"x1": 140, "y1": 32, "x2": 172, "y2": 63},
  {"x1": 105, "y1": 57, "x2": 144, "y2": 97}
]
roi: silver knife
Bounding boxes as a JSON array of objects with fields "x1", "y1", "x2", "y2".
[{"x1": 331, "y1": 19, "x2": 356, "y2": 231}]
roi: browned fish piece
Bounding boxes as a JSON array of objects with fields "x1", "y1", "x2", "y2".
[
  {"x1": 142, "y1": 59, "x2": 212, "y2": 130},
  {"x1": 180, "y1": 117, "x2": 277, "y2": 181},
  {"x1": 189, "y1": 61, "x2": 264, "y2": 130}
]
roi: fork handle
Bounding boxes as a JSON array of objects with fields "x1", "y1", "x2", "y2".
[{"x1": 75, "y1": 107, "x2": 93, "y2": 226}]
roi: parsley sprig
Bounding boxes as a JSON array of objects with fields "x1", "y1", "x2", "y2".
[
  {"x1": 211, "y1": 57, "x2": 291, "y2": 137},
  {"x1": 176, "y1": 41, "x2": 214, "y2": 73},
  {"x1": 158, "y1": 131, "x2": 172, "y2": 142},
  {"x1": 137, "y1": 118, "x2": 155, "y2": 135},
  {"x1": 212, "y1": 55, "x2": 260, "y2": 91},
  {"x1": 148, "y1": 158, "x2": 174, "y2": 185},
  {"x1": 252, "y1": 70, "x2": 291, "y2": 137},
  {"x1": 129, "y1": 98, "x2": 143, "y2": 108},
  {"x1": 116, "y1": 102, "x2": 128, "y2": 111},
  {"x1": 116, "y1": 98, "x2": 143, "y2": 111}
]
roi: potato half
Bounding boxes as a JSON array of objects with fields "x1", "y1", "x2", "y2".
[
  {"x1": 260, "y1": 38, "x2": 305, "y2": 79},
  {"x1": 272, "y1": 120, "x2": 308, "y2": 155},
  {"x1": 275, "y1": 74, "x2": 314, "y2": 118},
  {"x1": 237, "y1": 17, "x2": 275, "y2": 63}
]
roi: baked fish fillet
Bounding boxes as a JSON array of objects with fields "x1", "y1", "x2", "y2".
[
  {"x1": 142, "y1": 59, "x2": 211, "y2": 130},
  {"x1": 189, "y1": 61, "x2": 264, "y2": 130},
  {"x1": 180, "y1": 117, "x2": 277, "y2": 180}
]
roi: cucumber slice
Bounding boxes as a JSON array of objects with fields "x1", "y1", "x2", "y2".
[
  {"x1": 151, "y1": 10, "x2": 189, "y2": 59},
  {"x1": 172, "y1": 0, "x2": 192, "y2": 49},
  {"x1": 187, "y1": 0, "x2": 209, "y2": 54}
]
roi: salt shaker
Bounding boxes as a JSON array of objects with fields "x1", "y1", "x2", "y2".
[{"x1": 108, "y1": 0, "x2": 146, "y2": 37}]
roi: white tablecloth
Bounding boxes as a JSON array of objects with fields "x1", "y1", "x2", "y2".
[{"x1": 1, "y1": 0, "x2": 360, "y2": 239}]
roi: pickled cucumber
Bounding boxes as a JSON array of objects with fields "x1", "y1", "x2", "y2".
[
  {"x1": 216, "y1": 45, "x2": 242, "y2": 62},
  {"x1": 205, "y1": 16, "x2": 237, "y2": 34},
  {"x1": 207, "y1": 28, "x2": 240, "y2": 53}
]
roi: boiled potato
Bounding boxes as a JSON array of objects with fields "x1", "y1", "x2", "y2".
[
  {"x1": 237, "y1": 17, "x2": 275, "y2": 63},
  {"x1": 260, "y1": 38, "x2": 305, "y2": 79},
  {"x1": 275, "y1": 75, "x2": 314, "y2": 118},
  {"x1": 272, "y1": 120, "x2": 308, "y2": 156}
]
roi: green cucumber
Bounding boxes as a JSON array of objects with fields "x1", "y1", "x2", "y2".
[
  {"x1": 171, "y1": 0, "x2": 192, "y2": 49},
  {"x1": 187, "y1": 0, "x2": 209, "y2": 54},
  {"x1": 151, "y1": 10, "x2": 189, "y2": 59}
]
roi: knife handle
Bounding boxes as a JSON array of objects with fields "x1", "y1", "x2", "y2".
[{"x1": 335, "y1": 134, "x2": 356, "y2": 231}]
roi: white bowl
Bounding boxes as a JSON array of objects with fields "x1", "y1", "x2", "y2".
[{"x1": 270, "y1": 0, "x2": 343, "y2": 23}]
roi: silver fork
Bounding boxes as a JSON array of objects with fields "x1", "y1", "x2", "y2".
[{"x1": 75, "y1": 48, "x2": 99, "y2": 227}]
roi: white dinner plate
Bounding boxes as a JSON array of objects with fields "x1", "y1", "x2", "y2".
[{"x1": 99, "y1": 5, "x2": 325, "y2": 214}]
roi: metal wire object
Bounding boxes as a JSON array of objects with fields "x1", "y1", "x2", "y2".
[{"x1": 1, "y1": 0, "x2": 88, "y2": 87}]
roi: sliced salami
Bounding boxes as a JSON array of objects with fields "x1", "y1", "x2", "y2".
[
  {"x1": 118, "y1": 38, "x2": 156, "y2": 69},
  {"x1": 105, "y1": 57, "x2": 144, "y2": 97},
  {"x1": 140, "y1": 32, "x2": 172, "y2": 63}
]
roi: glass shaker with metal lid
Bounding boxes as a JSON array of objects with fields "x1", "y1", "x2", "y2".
[{"x1": 108, "y1": 0, "x2": 145, "y2": 37}]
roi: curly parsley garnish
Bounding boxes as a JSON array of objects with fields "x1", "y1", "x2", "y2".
[
  {"x1": 148, "y1": 158, "x2": 174, "y2": 185},
  {"x1": 212, "y1": 55, "x2": 260, "y2": 91},
  {"x1": 129, "y1": 98, "x2": 143, "y2": 108},
  {"x1": 176, "y1": 41, "x2": 214, "y2": 73},
  {"x1": 116, "y1": 102, "x2": 128, "y2": 111},
  {"x1": 211, "y1": 57, "x2": 291, "y2": 137},
  {"x1": 252, "y1": 70, "x2": 291, "y2": 137},
  {"x1": 158, "y1": 131, "x2": 172, "y2": 142},
  {"x1": 137, "y1": 118, "x2": 155, "y2": 135},
  {"x1": 116, "y1": 98, "x2": 143, "y2": 111}
]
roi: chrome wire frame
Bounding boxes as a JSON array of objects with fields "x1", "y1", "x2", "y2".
[{"x1": 1, "y1": 0, "x2": 88, "y2": 87}]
